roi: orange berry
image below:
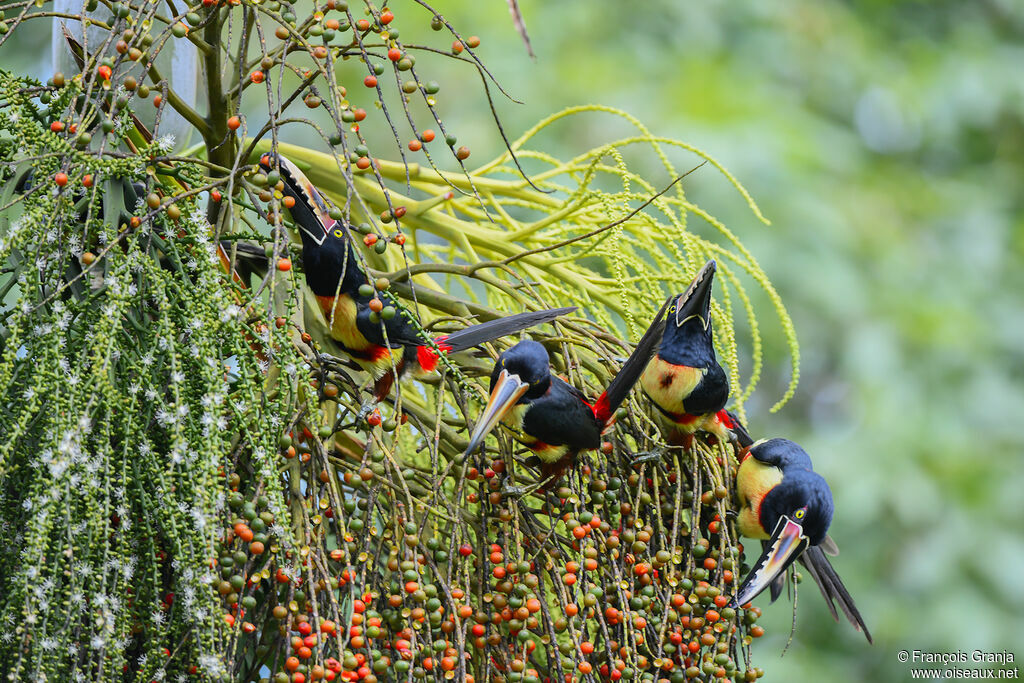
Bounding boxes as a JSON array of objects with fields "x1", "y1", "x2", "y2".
[
  {"x1": 363, "y1": 75, "x2": 377, "y2": 88},
  {"x1": 250, "y1": 71, "x2": 264, "y2": 84},
  {"x1": 420, "y1": 129, "x2": 435, "y2": 142},
  {"x1": 277, "y1": 258, "x2": 292, "y2": 272},
  {"x1": 227, "y1": 116, "x2": 241, "y2": 130},
  {"x1": 408, "y1": 139, "x2": 422, "y2": 152},
  {"x1": 54, "y1": 172, "x2": 68, "y2": 187}
]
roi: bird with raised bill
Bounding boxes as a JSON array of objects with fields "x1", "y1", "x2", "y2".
[
  {"x1": 261, "y1": 153, "x2": 575, "y2": 410},
  {"x1": 639, "y1": 259, "x2": 737, "y2": 449},
  {"x1": 728, "y1": 414, "x2": 872, "y2": 643},
  {"x1": 462, "y1": 297, "x2": 671, "y2": 490}
]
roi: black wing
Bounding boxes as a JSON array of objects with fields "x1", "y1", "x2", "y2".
[
  {"x1": 594, "y1": 296, "x2": 672, "y2": 422},
  {"x1": 522, "y1": 377, "x2": 603, "y2": 451},
  {"x1": 681, "y1": 362, "x2": 729, "y2": 416},
  {"x1": 440, "y1": 307, "x2": 576, "y2": 353}
]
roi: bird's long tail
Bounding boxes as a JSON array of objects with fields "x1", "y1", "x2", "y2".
[
  {"x1": 798, "y1": 545, "x2": 873, "y2": 644},
  {"x1": 591, "y1": 296, "x2": 672, "y2": 424},
  {"x1": 429, "y1": 307, "x2": 576, "y2": 356}
]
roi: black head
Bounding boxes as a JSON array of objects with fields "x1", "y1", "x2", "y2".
[
  {"x1": 463, "y1": 339, "x2": 553, "y2": 457},
  {"x1": 759, "y1": 469, "x2": 834, "y2": 546},
  {"x1": 260, "y1": 153, "x2": 362, "y2": 297},
  {"x1": 660, "y1": 260, "x2": 717, "y2": 366},
  {"x1": 490, "y1": 339, "x2": 552, "y2": 400}
]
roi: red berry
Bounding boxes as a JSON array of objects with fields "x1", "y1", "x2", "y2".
[
  {"x1": 380, "y1": 10, "x2": 393, "y2": 24},
  {"x1": 50, "y1": 121, "x2": 65, "y2": 133},
  {"x1": 227, "y1": 116, "x2": 241, "y2": 130},
  {"x1": 363, "y1": 75, "x2": 377, "y2": 88},
  {"x1": 388, "y1": 48, "x2": 402, "y2": 62},
  {"x1": 420, "y1": 129, "x2": 435, "y2": 143},
  {"x1": 54, "y1": 172, "x2": 68, "y2": 187},
  {"x1": 277, "y1": 258, "x2": 292, "y2": 272},
  {"x1": 250, "y1": 71, "x2": 264, "y2": 84},
  {"x1": 97, "y1": 65, "x2": 112, "y2": 80}
]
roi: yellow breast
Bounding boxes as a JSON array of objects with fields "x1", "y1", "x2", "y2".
[
  {"x1": 640, "y1": 358, "x2": 705, "y2": 415},
  {"x1": 735, "y1": 455, "x2": 784, "y2": 540},
  {"x1": 317, "y1": 294, "x2": 371, "y2": 351},
  {"x1": 496, "y1": 404, "x2": 568, "y2": 463},
  {"x1": 316, "y1": 294, "x2": 399, "y2": 378}
]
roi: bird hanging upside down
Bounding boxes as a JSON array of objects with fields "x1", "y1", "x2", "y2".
[
  {"x1": 462, "y1": 297, "x2": 671, "y2": 490},
  {"x1": 640, "y1": 259, "x2": 737, "y2": 449},
  {"x1": 261, "y1": 152, "x2": 575, "y2": 409},
  {"x1": 729, "y1": 416, "x2": 872, "y2": 643}
]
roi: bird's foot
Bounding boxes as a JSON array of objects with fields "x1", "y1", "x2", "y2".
[
  {"x1": 629, "y1": 448, "x2": 665, "y2": 465},
  {"x1": 317, "y1": 352, "x2": 343, "y2": 365},
  {"x1": 501, "y1": 481, "x2": 545, "y2": 499},
  {"x1": 724, "y1": 509, "x2": 738, "y2": 522},
  {"x1": 357, "y1": 401, "x2": 379, "y2": 422}
]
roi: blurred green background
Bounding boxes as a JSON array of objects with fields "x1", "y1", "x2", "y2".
[
  {"x1": 9, "y1": 0, "x2": 1024, "y2": 680},
  {"x1": 434, "y1": 2, "x2": 1024, "y2": 681}
]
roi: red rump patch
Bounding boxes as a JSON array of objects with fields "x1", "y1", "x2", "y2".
[
  {"x1": 591, "y1": 393, "x2": 613, "y2": 424},
  {"x1": 415, "y1": 336, "x2": 453, "y2": 373}
]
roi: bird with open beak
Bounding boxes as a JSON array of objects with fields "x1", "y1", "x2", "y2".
[{"x1": 729, "y1": 416, "x2": 872, "y2": 643}]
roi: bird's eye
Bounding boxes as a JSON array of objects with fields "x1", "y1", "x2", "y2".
[
  {"x1": 794, "y1": 509, "x2": 805, "y2": 519},
  {"x1": 334, "y1": 229, "x2": 343, "y2": 238}
]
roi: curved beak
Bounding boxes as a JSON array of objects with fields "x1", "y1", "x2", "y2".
[
  {"x1": 731, "y1": 512, "x2": 809, "y2": 607},
  {"x1": 675, "y1": 259, "x2": 716, "y2": 328},
  {"x1": 463, "y1": 369, "x2": 529, "y2": 457}
]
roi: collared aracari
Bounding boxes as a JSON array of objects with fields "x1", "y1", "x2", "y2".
[
  {"x1": 461, "y1": 297, "x2": 671, "y2": 488},
  {"x1": 729, "y1": 416, "x2": 872, "y2": 643},
  {"x1": 260, "y1": 153, "x2": 575, "y2": 405},
  {"x1": 639, "y1": 259, "x2": 736, "y2": 448}
]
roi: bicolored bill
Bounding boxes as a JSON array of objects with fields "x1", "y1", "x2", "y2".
[
  {"x1": 462, "y1": 369, "x2": 529, "y2": 457},
  {"x1": 674, "y1": 259, "x2": 716, "y2": 329},
  {"x1": 731, "y1": 510, "x2": 809, "y2": 607},
  {"x1": 260, "y1": 153, "x2": 333, "y2": 245}
]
